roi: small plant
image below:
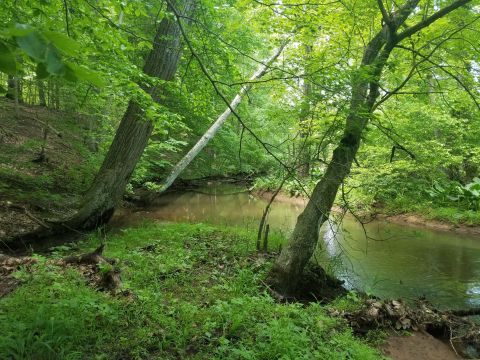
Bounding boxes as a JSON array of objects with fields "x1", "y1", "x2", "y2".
[{"x1": 426, "y1": 177, "x2": 480, "y2": 211}]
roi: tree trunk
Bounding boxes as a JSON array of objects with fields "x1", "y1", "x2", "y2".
[
  {"x1": 270, "y1": 1, "x2": 411, "y2": 296},
  {"x1": 5, "y1": 75, "x2": 15, "y2": 100},
  {"x1": 38, "y1": 80, "x2": 46, "y2": 107},
  {"x1": 157, "y1": 42, "x2": 288, "y2": 193},
  {"x1": 64, "y1": 0, "x2": 195, "y2": 230},
  {"x1": 270, "y1": 0, "x2": 471, "y2": 296}
]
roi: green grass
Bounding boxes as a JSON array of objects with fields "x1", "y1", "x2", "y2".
[{"x1": 0, "y1": 223, "x2": 385, "y2": 359}]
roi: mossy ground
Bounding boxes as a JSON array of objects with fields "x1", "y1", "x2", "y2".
[{"x1": 0, "y1": 222, "x2": 385, "y2": 359}]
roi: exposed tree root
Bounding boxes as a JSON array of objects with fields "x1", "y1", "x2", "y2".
[
  {"x1": 0, "y1": 245, "x2": 122, "y2": 297},
  {"x1": 266, "y1": 263, "x2": 347, "y2": 303},
  {"x1": 63, "y1": 245, "x2": 122, "y2": 292}
]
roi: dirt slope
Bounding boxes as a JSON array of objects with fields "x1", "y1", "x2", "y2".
[{"x1": 0, "y1": 98, "x2": 102, "y2": 243}]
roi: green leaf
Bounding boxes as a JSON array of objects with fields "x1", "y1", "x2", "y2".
[
  {"x1": 16, "y1": 29, "x2": 47, "y2": 61},
  {"x1": 67, "y1": 63, "x2": 105, "y2": 87},
  {"x1": 64, "y1": 65, "x2": 77, "y2": 82},
  {"x1": 44, "y1": 31, "x2": 80, "y2": 56},
  {"x1": 45, "y1": 45, "x2": 65, "y2": 75},
  {"x1": 0, "y1": 41, "x2": 17, "y2": 74},
  {"x1": 6, "y1": 24, "x2": 35, "y2": 37},
  {"x1": 36, "y1": 63, "x2": 49, "y2": 79},
  {"x1": 0, "y1": 85, "x2": 6, "y2": 95}
]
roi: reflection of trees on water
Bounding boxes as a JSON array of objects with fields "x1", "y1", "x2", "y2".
[
  {"x1": 318, "y1": 217, "x2": 480, "y2": 308},
  {"x1": 128, "y1": 187, "x2": 480, "y2": 309}
]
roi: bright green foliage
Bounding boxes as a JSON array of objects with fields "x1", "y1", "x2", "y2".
[
  {"x1": 0, "y1": 223, "x2": 383, "y2": 359},
  {"x1": 427, "y1": 178, "x2": 480, "y2": 211}
]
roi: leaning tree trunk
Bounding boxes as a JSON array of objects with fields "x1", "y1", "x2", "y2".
[
  {"x1": 270, "y1": 26, "x2": 393, "y2": 295},
  {"x1": 157, "y1": 41, "x2": 288, "y2": 193},
  {"x1": 65, "y1": 0, "x2": 195, "y2": 230},
  {"x1": 269, "y1": 0, "x2": 471, "y2": 296}
]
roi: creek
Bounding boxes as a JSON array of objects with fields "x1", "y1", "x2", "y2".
[{"x1": 113, "y1": 183, "x2": 480, "y2": 310}]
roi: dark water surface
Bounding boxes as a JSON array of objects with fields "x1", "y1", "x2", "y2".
[{"x1": 113, "y1": 184, "x2": 480, "y2": 309}]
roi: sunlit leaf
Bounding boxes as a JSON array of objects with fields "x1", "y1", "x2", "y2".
[
  {"x1": 67, "y1": 63, "x2": 105, "y2": 87},
  {"x1": 44, "y1": 31, "x2": 80, "y2": 56}
]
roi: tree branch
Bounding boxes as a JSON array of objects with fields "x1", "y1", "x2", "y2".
[{"x1": 396, "y1": 0, "x2": 472, "y2": 42}]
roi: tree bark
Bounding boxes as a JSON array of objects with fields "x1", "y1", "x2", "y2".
[
  {"x1": 65, "y1": 0, "x2": 195, "y2": 230},
  {"x1": 270, "y1": 0, "x2": 471, "y2": 296},
  {"x1": 157, "y1": 42, "x2": 288, "y2": 193},
  {"x1": 38, "y1": 80, "x2": 46, "y2": 107}
]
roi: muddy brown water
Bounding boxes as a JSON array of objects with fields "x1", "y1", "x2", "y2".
[{"x1": 112, "y1": 184, "x2": 480, "y2": 310}]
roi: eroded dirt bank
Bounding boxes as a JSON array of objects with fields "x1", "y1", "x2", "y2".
[{"x1": 382, "y1": 332, "x2": 464, "y2": 360}]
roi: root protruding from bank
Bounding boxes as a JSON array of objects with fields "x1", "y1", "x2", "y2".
[
  {"x1": 267, "y1": 263, "x2": 347, "y2": 303},
  {"x1": 63, "y1": 245, "x2": 121, "y2": 292}
]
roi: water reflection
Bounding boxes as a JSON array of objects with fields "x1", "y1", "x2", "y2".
[{"x1": 112, "y1": 185, "x2": 480, "y2": 309}]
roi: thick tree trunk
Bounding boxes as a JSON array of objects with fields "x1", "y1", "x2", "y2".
[
  {"x1": 65, "y1": 0, "x2": 195, "y2": 230},
  {"x1": 157, "y1": 42, "x2": 288, "y2": 193},
  {"x1": 270, "y1": 113, "x2": 367, "y2": 295}
]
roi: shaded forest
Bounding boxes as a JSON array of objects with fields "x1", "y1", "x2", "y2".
[{"x1": 1, "y1": 0, "x2": 480, "y2": 358}]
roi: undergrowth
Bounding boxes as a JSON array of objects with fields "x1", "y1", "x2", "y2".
[{"x1": 0, "y1": 223, "x2": 385, "y2": 359}]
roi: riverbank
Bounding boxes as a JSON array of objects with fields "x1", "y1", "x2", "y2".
[
  {"x1": 0, "y1": 222, "x2": 384, "y2": 359},
  {"x1": 255, "y1": 190, "x2": 480, "y2": 237}
]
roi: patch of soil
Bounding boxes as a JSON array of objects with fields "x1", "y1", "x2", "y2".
[
  {"x1": 0, "y1": 99, "x2": 97, "y2": 244},
  {"x1": 0, "y1": 202, "x2": 39, "y2": 243},
  {"x1": 380, "y1": 213, "x2": 480, "y2": 237},
  {"x1": 382, "y1": 331, "x2": 463, "y2": 360}
]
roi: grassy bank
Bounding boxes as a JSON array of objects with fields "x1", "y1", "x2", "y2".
[{"x1": 0, "y1": 222, "x2": 384, "y2": 359}]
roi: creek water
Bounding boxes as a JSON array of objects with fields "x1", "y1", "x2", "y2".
[{"x1": 113, "y1": 184, "x2": 480, "y2": 310}]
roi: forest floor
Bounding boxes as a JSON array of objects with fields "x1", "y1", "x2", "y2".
[
  {"x1": 0, "y1": 222, "x2": 471, "y2": 359},
  {"x1": 0, "y1": 98, "x2": 100, "y2": 242},
  {"x1": 0, "y1": 222, "x2": 386, "y2": 359}
]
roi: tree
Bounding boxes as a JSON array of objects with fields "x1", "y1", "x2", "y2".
[
  {"x1": 157, "y1": 41, "x2": 288, "y2": 193},
  {"x1": 61, "y1": 0, "x2": 196, "y2": 230},
  {"x1": 269, "y1": 0, "x2": 473, "y2": 295}
]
